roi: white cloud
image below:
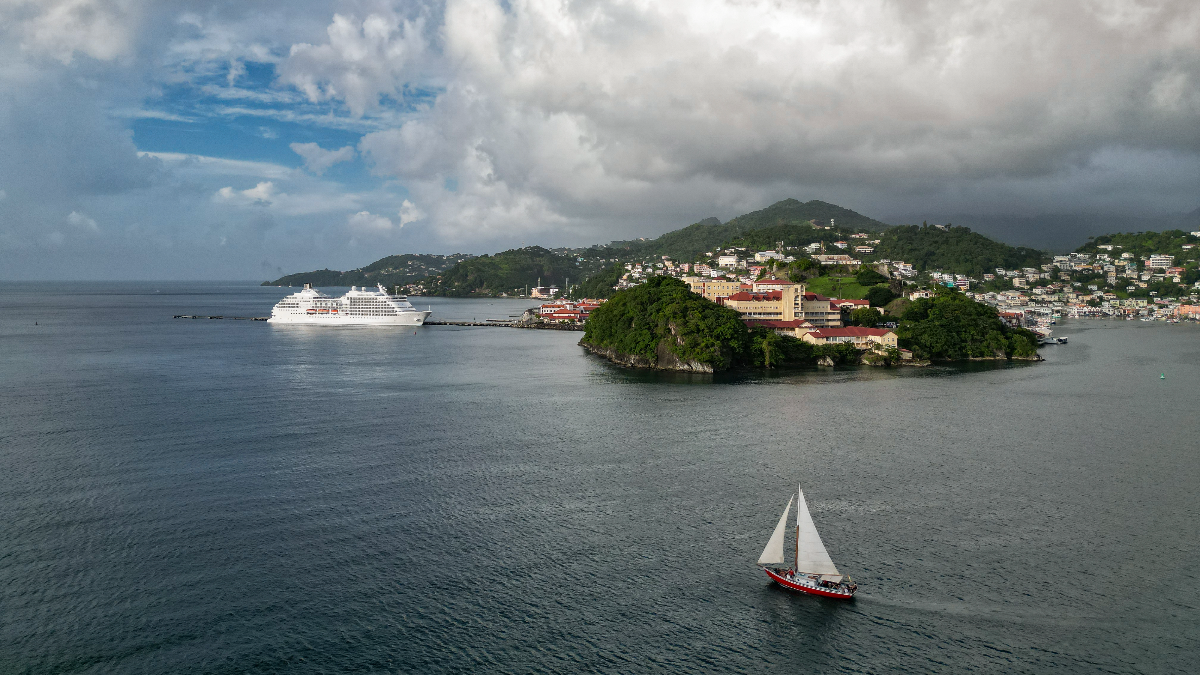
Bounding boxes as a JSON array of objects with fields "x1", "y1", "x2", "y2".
[
  {"x1": 398, "y1": 199, "x2": 424, "y2": 226},
  {"x1": 215, "y1": 181, "x2": 276, "y2": 205},
  {"x1": 346, "y1": 210, "x2": 394, "y2": 232},
  {"x1": 67, "y1": 210, "x2": 99, "y2": 232},
  {"x1": 290, "y1": 142, "x2": 356, "y2": 174},
  {"x1": 10, "y1": 0, "x2": 141, "y2": 64},
  {"x1": 278, "y1": 12, "x2": 428, "y2": 117}
]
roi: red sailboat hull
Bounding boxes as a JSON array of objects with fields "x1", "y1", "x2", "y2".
[{"x1": 763, "y1": 567, "x2": 856, "y2": 599}]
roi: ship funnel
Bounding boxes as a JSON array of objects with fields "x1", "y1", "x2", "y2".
[{"x1": 304, "y1": 283, "x2": 312, "y2": 290}]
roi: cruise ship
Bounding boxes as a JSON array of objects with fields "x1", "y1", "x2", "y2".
[{"x1": 268, "y1": 284, "x2": 432, "y2": 326}]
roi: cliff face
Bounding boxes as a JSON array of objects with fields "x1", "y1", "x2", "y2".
[{"x1": 579, "y1": 340, "x2": 715, "y2": 372}]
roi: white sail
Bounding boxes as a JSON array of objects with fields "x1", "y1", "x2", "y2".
[
  {"x1": 796, "y1": 488, "x2": 840, "y2": 576},
  {"x1": 758, "y1": 495, "x2": 794, "y2": 565}
]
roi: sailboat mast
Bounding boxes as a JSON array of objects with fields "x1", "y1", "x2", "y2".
[{"x1": 795, "y1": 484, "x2": 801, "y2": 572}]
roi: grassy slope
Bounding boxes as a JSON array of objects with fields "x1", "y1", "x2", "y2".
[{"x1": 803, "y1": 276, "x2": 871, "y2": 299}]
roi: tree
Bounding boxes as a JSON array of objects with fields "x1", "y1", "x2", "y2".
[
  {"x1": 866, "y1": 286, "x2": 898, "y2": 307},
  {"x1": 847, "y1": 307, "x2": 883, "y2": 327}
]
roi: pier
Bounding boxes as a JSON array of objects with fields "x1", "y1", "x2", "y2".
[
  {"x1": 425, "y1": 320, "x2": 516, "y2": 327},
  {"x1": 174, "y1": 315, "x2": 268, "y2": 321}
]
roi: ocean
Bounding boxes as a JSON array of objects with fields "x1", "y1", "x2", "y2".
[{"x1": 1, "y1": 282, "x2": 1197, "y2": 673}]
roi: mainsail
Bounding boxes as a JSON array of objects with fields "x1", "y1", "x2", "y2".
[
  {"x1": 758, "y1": 495, "x2": 794, "y2": 565},
  {"x1": 796, "y1": 488, "x2": 840, "y2": 576}
]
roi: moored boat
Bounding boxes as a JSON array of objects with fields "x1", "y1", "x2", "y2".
[
  {"x1": 268, "y1": 283, "x2": 432, "y2": 326},
  {"x1": 757, "y1": 487, "x2": 857, "y2": 599}
]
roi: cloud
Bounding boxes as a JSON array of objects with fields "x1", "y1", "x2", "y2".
[
  {"x1": 343, "y1": 0, "x2": 1200, "y2": 242},
  {"x1": 11, "y1": 0, "x2": 141, "y2": 64},
  {"x1": 398, "y1": 199, "x2": 424, "y2": 226},
  {"x1": 215, "y1": 181, "x2": 277, "y2": 205},
  {"x1": 290, "y1": 142, "x2": 356, "y2": 174},
  {"x1": 67, "y1": 210, "x2": 99, "y2": 232},
  {"x1": 278, "y1": 12, "x2": 428, "y2": 117},
  {"x1": 346, "y1": 210, "x2": 394, "y2": 232}
]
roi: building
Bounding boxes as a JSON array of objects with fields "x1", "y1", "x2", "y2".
[
  {"x1": 743, "y1": 319, "x2": 814, "y2": 338},
  {"x1": 811, "y1": 254, "x2": 859, "y2": 267},
  {"x1": 685, "y1": 277, "x2": 748, "y2": 301},
  {"x1": 719, "y1": 284, "x2": 843, "y2": 327},
  {"x1": 800, "y1": 327, "x2": 898, "y2": 349},
  {"x1": 752, "y1": 278, "x2": 797, "y2": 292},
  {"x1": 1147, "y1": 254, "x2": 1174, "y2": 269},
  {"x1": 718, "y1": 255, "x2": 741, "y2": 268}
]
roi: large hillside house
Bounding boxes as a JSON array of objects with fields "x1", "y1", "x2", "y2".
[
  {"x1": 801, "y1": 327, "x2": 898, "y2": 349},
  {"x1": 718, "y1": 284, "x2": 844, "y2": 327}
]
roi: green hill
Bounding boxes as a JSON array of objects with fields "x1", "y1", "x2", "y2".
[
  {"x1": 875, "y1": 224, "x2": 1048, "y2": 276},
  {"x1": 420, "y1": 246, "x2": 600, "y2": 297},
  {"x1": 1075, "y1": 230, "x2": 1200, "y2": 261},
  {"x1": 600, "y1": 199, "x2": 889, "y2": 262},
  {"x1": 264, "y1": 253, "x2": 472, "y2": 287}
]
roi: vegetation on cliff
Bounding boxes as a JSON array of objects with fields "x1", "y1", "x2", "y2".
[
  {"x1": 876, "y1": 224, "x2": 1047, "y2": 276},
  {"x1": 581, "y1": 277, "x2": 863, "y2": 371},
  {"x1": 581, "y1": 277, "x2": 753, "y2": 370},
  {"x1": 897, "y1": 290, "x2": 1040, "y2": 360}
]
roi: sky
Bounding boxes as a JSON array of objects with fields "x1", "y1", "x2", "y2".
[{"x1": 1, "y1": 0, "x2": 1198, "y2": 280}]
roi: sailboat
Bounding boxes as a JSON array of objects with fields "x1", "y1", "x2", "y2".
[{"x1": 757, "y1": 486, "x2": 857, "y2": 599}]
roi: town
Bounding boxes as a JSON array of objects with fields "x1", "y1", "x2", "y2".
[{"x1": 528, "y1": 224, "x2": 1200, "y2": 348}]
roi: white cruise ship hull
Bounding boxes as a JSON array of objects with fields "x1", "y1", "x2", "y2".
[
  {"x1": 267, "y1": 284, "x2": 433, "y2": 326},
  {"x1": 267, "y1": 310, "x2": 431, "y2": 326}
]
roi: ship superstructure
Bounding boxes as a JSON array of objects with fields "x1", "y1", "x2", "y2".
[{"x1": 268, "y1": 284, "x2": 432, "y2": 326}]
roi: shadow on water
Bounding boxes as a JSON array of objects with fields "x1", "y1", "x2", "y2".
[{"x1": 582, "y1": 349, "x2": 1042, "y2": 386}]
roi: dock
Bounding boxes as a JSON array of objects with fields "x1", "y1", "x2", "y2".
[
  {"x1": 174, "y1": 315, "x2": 269, "y2": 321},
  {"x1": 424, "y1": 320, "x2": 516, "y2": 327}
]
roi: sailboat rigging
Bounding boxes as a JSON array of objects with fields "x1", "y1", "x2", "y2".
[{"x1": 757, "y1": 485, "x2": 857, "y2": 599}]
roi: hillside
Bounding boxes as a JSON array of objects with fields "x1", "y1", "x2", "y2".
[
  {"x1": 875, "y1": 224, "x2": 1048, "y2": 276},
  {"x1": 599, "y1": 199, "x2": 888, "y2": 262},
  {"x1": 1075, "y1": 230, "x2": 1200, "y2": 260},
  {"x1": 420, "y1": 246, "x2": 602, "y2": 297},
  {"x1": 264, "y1": 253, "x2": 472, "y2": 288}
]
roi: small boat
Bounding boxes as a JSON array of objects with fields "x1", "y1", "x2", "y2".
[{"x1": 758, "y1": 486, "x2": 857, "y2": 599}]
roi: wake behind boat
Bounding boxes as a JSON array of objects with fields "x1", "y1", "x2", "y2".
[
  {"x1": 758, "y1": 486, "x2": 857, "y2": 599},
  {"x1": 268, "y1": 283, "x2": 432, "y2": 326}
]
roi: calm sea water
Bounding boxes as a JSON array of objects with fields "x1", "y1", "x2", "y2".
[{"x1": 1, "y1": 282, "x2": 1197, "y2": 674}]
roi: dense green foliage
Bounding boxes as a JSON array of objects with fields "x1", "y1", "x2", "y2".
[
  {"x1": 866, "y1": 286, "x2": 898, "y2": 307},
  {"x1": 581, "y1": 277, "x2": 754, "y2": 370},
  {"x1": 263, "y1": 253, "x2": 472, "y2": 287},
  {"x1": 1076, "y1": 230, "x2": 1200, "y2": 260},
  {"x1": 573, "y1": 263, "x2": 625, "y2": 299},
  {"x1": 846, "y1": 307, "x2": 883, "y2": 327},
  {"x1": 877, "y1": 225, "x2": 1048, "y2": 276},
  {"x1": 420, "y1": 246, "x2": 584, "y2": 297},
  {"x1": 897, "y1": 290, "x2": 1040, "y2": 360}
]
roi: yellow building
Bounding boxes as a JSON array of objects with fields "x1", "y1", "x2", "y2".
[{"x1": 719, "y1": 284, "x2": 843, "y2": 327}]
